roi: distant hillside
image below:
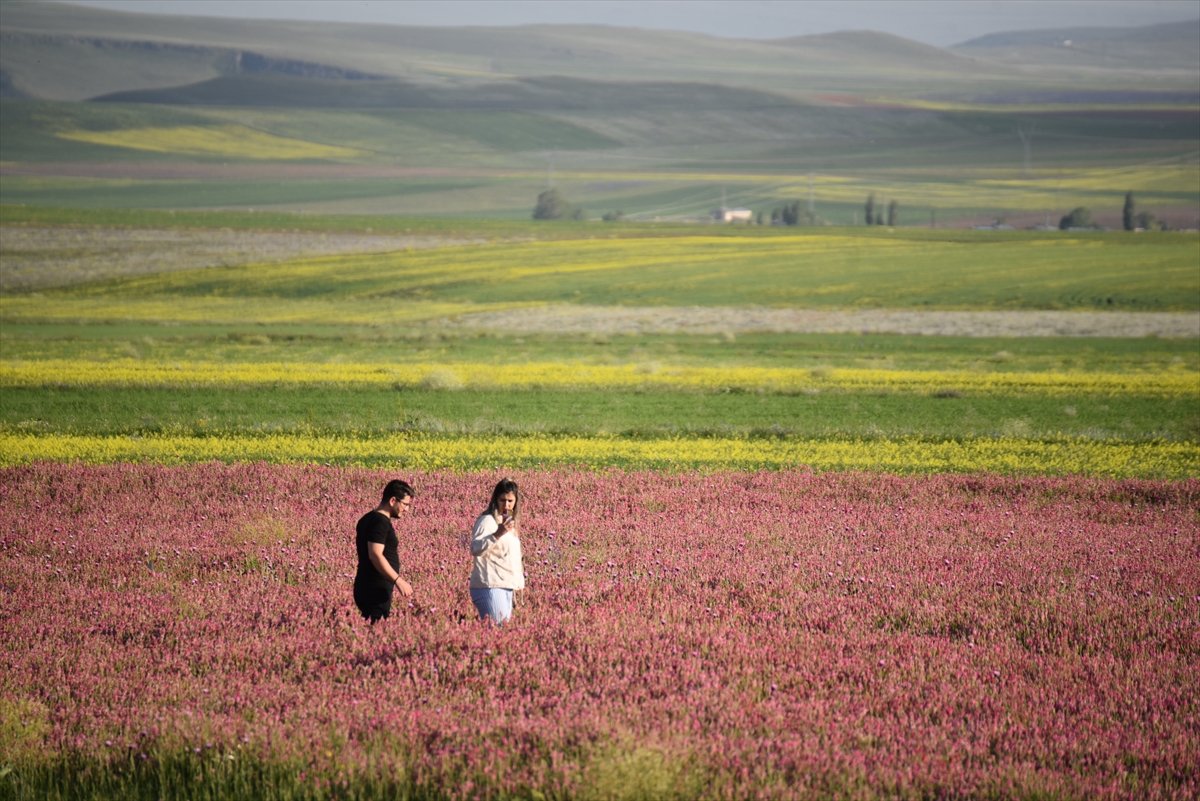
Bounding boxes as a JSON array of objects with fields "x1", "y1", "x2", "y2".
[
  {"x1": 0, "y1": 29, "x2": 389, "y2": 102},
  {"x1": 769, "y1": 30, "x2": 972, "y2": 70},
  {"x1": 4, "y1": 0, "x2": 1197, "y2": 105},
  {"x1": 2, "y1": 0, "x2": 1197, "y2": 223},
  {"x1": 93, "y1": 73, "x2": 812, "y2": 113},
  {"x1": 954, "y1": 19, "x2": 1200, "y2": 71}
]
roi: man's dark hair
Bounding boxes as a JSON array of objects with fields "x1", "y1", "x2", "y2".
[{"x1": 381, "y1": 479, "x2": 415, "y2": 504}]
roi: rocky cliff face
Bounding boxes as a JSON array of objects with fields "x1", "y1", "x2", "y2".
[
  {"x1": 223, "y1": 48, "x2": 384, "y2": 80},
  {"x1": 0, "y1": 30, "x2": 386, "y2": 98}
]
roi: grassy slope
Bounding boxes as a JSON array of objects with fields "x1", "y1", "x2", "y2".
[
  {"x1": 952, "y1": 19, "x2": 1200, "y2": 72},
  {"x1": 29, "y1": 75, "x2": 1197, "y2": 225},
  {"x1": 0, "y1": 2, "x2": 1024, "y2": 98},
  {"x1": 2, "y1": 97, "x2": 1196, "y2": 222},
  {"x1": 0, "y1": 32, "x2": 225, "y2": 102},
  {"x1": 4, "y1": 2, "x2": 1195, "y2": 98}
]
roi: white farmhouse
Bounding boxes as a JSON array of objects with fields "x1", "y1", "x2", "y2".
[{"x1": 713, "y1": 207, "x2": 753, "y2": 223}]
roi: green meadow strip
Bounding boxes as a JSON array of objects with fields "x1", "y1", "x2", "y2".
[{"x1": 1, "y1": 432, "x2": 1194, "y2": 478}]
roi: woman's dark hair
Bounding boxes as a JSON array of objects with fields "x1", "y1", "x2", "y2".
[
  {"x1": 487, "y1": 478, "x2": 520, "y2": 518},
  {"x1": 381, "y1": 479, "x2": 414, "y2": 504}
]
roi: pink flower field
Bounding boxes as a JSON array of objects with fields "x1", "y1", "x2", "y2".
[{"x1": 1, "y1": 463, "x2": 1197, "y2": 800}]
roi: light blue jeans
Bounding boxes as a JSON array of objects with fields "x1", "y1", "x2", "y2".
[{"x1": 470, "y1": 587, "x2": 513, "y2": 624}]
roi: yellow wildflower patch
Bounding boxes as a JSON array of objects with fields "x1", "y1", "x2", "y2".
[
  {"x1": 0, "y1": 359, "x2": 1194, "y2": 397},
  {"x1": 57, "y1": 125, "x2": 366, "y2": 160},
  {"x1": 863, "y1": 96, "x2": 1200, "y2": 114},
  {"x1": 981, "y1": 165, "x2": 1200, "y2": 195},
  {"x1": 0, "y1": 297, "x2": 486, "y2": 326},
  {"x1": 0, "y1": 432, "x2": 1193, "y2": 478}
]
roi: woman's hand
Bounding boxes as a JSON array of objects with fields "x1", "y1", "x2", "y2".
[{"x1": 393, "y1": 576, "x2": 413, "y2": 597}]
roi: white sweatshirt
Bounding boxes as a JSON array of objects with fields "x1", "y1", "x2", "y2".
[{"x1": 468, "y1": 512, "x2": 525, "y2": 590}]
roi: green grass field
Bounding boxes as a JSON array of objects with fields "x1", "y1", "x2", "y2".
[
  {"x1": 4, "y1": 385, "x2": 1194, "y2": 443},
  {"x1": 6, "y1": 224, "x2": 1196, "y2": 312},
  {"x1": 2, "y1": 209, "x2": 1197, "y2": 475}
]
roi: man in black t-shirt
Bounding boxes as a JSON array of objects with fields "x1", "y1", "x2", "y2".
[{"x1": 353, "y1": 479, "x2": 415, "y2": 622}]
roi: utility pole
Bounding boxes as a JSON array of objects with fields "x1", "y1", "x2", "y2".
[{"x1": 1016, "y1": 124, "x2": 1035, "y2": 177}]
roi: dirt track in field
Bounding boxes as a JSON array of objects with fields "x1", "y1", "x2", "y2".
[
  {"x1": 0, "y1": 225, "x2": 481, "y2": 291},
  {"x1": 0, "y1": 162, "x2": 490, "y2": 180},
  {"x1": 450, "y1": 305, "x2": 1200, "y2": 339}
]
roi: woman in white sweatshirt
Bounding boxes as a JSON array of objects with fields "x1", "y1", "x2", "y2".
[{"x1": 468, "y1": 478, "x2": 525, "y2": 623}]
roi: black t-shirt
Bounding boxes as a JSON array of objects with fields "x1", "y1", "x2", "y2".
[{"x1": 354, "y1": 510, "x2": 398, "y2": 590}]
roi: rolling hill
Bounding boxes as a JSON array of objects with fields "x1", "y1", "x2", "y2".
[
  {"x1": 954, "y1": 19, "x2": 1200, "y2": 72},
  {"x1": 0, "y1": 1, "x2": 1196, "y2": 222},
  {"x1": 3, "y1": 1, "x2": 1197, "y2": 103}
]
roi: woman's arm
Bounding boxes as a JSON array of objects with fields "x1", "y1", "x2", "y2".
[
  {"x1": 470, "y1": 513, "x2": 511, "y2": 556},
  {"x1": 368, "y1": 541, "x2": 412, "y2": 597}
]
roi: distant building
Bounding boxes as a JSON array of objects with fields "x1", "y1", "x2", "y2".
[
  {"x1": 972, "y1": 219, "x2": 1014, "y2": 231},
  {"x1": 713, "y1": 207, "x2": 753, "y2": 223}
]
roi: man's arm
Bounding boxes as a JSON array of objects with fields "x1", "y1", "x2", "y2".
[{"x1": 368, "y1": 541, "x2": 412, "y2": 597}]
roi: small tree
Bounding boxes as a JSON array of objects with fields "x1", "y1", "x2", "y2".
[
  {"x1": 1135, "y1": 210, "x2": 1162, "y2": 231},
  {"x1": 1059, "y1": 207, "x2": 1093, "y2": 230},
  {"x1": 1122, "y1": 191, "x2": 1135, "y2": 231},
  {"x1": 533, "y1": 188, "x2": 572, "y2": 220},
  {"x1": 886, "y1": 200, "x2": 898, "y2": 227},
  {"x1": 782, "y1": 201, "x2": 802, "y2": 226},
  {"x1": 770, "y1": 201, "x2": 819, "y2": 226},
  {"x1": 864, "y1": 194, "x2": 876, "y2": 226}
]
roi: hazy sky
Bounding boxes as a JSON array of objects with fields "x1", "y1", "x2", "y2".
[{"x1": 53, "y1": 0, "x2": 1200, "y2": 47}]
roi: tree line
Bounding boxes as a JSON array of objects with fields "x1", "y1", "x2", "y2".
[
  {"x1": 532, "y1": 188, "x2": 1168, "y2": 230},
  {"x1": 863, "y1": 194, "x2": 898, "y2": 226},
  {"x1": 1061, "y1": 193, "x2": 1164, "y2": 231}
]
